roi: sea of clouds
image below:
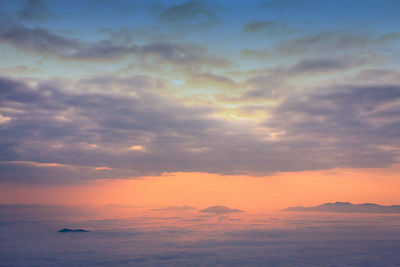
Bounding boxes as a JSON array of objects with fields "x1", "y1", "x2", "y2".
[{"x1": 1, "y1": 205, "x2": 400, "y2": 266}]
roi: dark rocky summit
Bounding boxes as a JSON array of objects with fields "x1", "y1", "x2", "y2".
[{"x1": 58, "y1": 228, "x2": 90, "y2": 233}]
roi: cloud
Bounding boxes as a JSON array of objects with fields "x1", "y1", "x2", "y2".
[
  {"x1": 97, "y1": 27, "x2": 137, "y2": 46},
  {"x1": 17, "y1": 0, "x2": 51, "y2": 22},
  {"x1": 159, "y1": 1, "x2": 220, "y2": 28},
  {"x1": 260, "y1": 0, "x2": 305, "y2": 9},
  {"x1": 264, "y1": 84, "x2": 400, "y2": 168},
  {"x1": 243, "y1": 20, "x2": 278, "y2": 33},
  {"x1": 352, "y1": 68, "x2": 400, "y2": 85},
  {"x1": 0, "y1": 14, "x2": 229, "y2": 68},
  {"x1": 0, "y1": 75, "x2": 228, "y2": 182},
  {"x1": 243, "y1": 20, "x2": 291, "y2": 35},
  {"x1": 287, "y1": 58, "x2": 351, "y2": 74},
  {"x1": 139, "y1": 43, "x2": 229, "y2": 67},
  {"x1": 1, "y1": 74, "x2": 399, "y2": 184},
  {"x1": 0, "y1": 160, "x2": 135, "y2": 184},
  {"x1": 239, "y1": 56, "x2": 369, "y2": 101},
  {"x1": 0, "y1": 15, "x2": 80, "y2": 55},
  {"x1": 2, "y1": 205, "x2": 400, "y2": 266},
  {"x1": 276, "y1": 31, "x2": 400, "y2": 56}
]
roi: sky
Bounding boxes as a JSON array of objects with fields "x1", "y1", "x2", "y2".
[{"x1": 0, "y1": 0, "x2": 400, "y2": 210}]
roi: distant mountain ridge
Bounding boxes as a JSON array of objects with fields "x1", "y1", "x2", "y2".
[
  {"x1": 199, "y1": 206, "x2": 243, "y2": 214},
  {"x1": 102, "y1": 204, "x2": 135, "y2": 209},
  {"x1": 284, "y1": 202, "x2": 400, "y2": 213},
  {"x1": 152, "y1": 205, "x2": 196, "y2": 211}
]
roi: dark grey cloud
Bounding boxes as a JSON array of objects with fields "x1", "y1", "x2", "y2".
[
  {"x1": 0, "y1": 161, "x2": 135, "y2": 184},
  {"x1": 0, "y1": 16, "x2": 80, "y2": 55},
  {"x1": 139, "y1": 43, "x2": 229, "y2": 66},
  {"x1": 17, "y1": 0, "x2": 51, "y2": 22},
  {"x1": 97, "y1": 27, "x2": 136, "y2": 45},
  {"x1": 243, "y1": 20, "x2": 278, "y2": 33},
  {"x1": 0, "y1": 75, "x2": 230, "y2": 182},
  {"x1": 287, "y1": 58, "x2": 349, "y2": 74},
  {"x1": 159, "y1": 1, "x2": 220, "y2": 28},
  {"x1": 260, "y1": 0, "x2": 305, "y2": 9},
  {"x1": 1, "y1": 75, "x2": 399, "y2": 184},
  {"x1": 243, "y1": 20, "x2": 290, "y2": 35},
  {"x1": 264, "y1": 84, "x2": 400, "y2": 168},
  {"x1": 241, "y1": 56, "x2": 368, "y2": 100},
  {"x1": 352, "y1": 68, "x2": 400, "y2": 85},
  {"x1": 276, "y1": 31, "x2": 400, "y2": 56},
  {"x1": 0, "y1": 14, "x2": 229, "y2": 67}
]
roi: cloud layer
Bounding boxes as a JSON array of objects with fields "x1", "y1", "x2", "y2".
[
  {"x1": 0, "y1": 0, "x2": 399, "y2": 184},
  {"x1": 1, "y1": 74, "x2": 399, "y2": 183}
]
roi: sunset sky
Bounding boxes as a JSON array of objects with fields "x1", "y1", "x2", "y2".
[{"x1": 1, "y1": 0, "x2": 400, "y2": 210}]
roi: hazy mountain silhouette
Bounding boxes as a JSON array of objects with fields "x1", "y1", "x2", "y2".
[
  {"x1": 102, "y1": 204, "x2": 135, "y2": 209},
  {"x1": 58, "y1": 228, "x2": 89, "y2": 233},
  {"x1": 284, "y1": 202, "x2": 400, "y2": 213},
  {"x1": 199, "y1": 206, "x2": 243, "y2": 214},
  {"x1": 152, "y1": 205, "x2": 196, "y2": 211}
]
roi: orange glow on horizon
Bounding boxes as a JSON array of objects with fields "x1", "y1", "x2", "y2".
[{"x1": 1, "y1": 166, "x2": 399, "y2": 212}]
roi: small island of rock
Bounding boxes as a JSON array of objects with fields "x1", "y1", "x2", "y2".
[{"x1": 58, "y1": 228, "x2": 90, "y2": 233}]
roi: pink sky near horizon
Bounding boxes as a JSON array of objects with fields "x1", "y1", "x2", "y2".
[{"x1": 1, "y1": 166, "x2": 399, "y2": 212}]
